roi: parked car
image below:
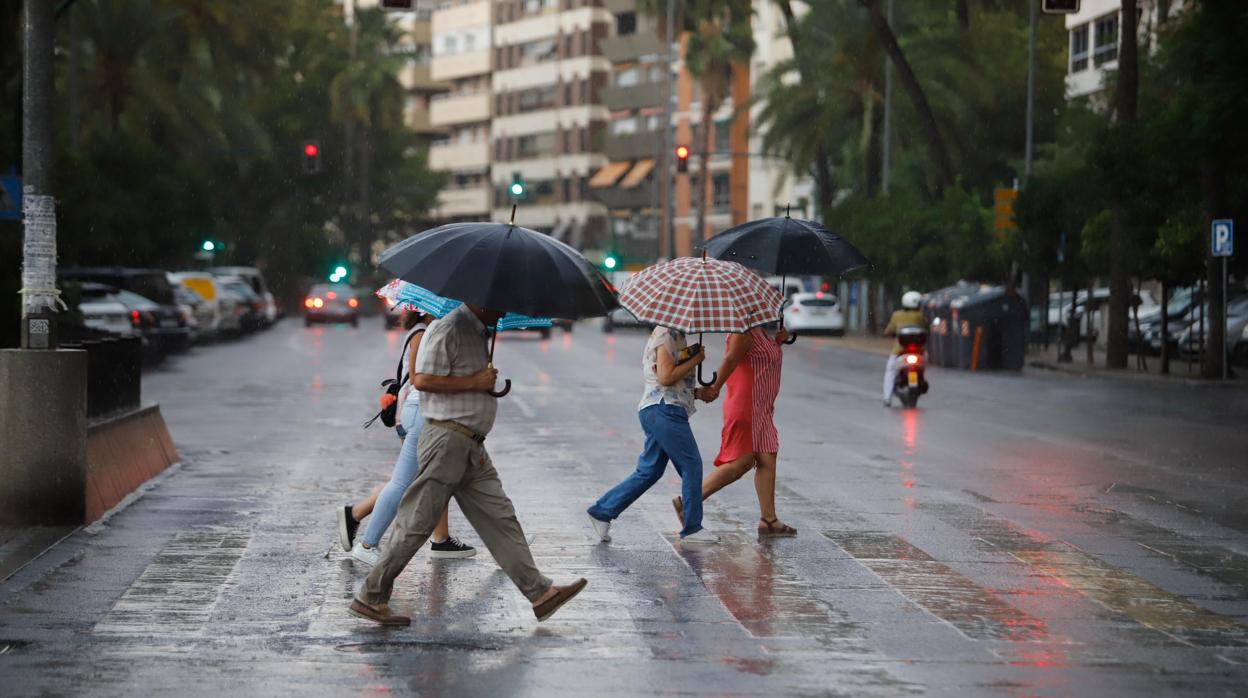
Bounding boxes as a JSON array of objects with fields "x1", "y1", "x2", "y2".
[
  {"x1": 76, "y1": 282, "x2": 190, "y2": 356},
  {"x1": 1052, "y1": 288, "x2": 1157, "y2": 342},
  {"x1": 216, "y1": 276, "x2": 266, "y2": 332},
  {"x1": 783, "y1": 292, "x2": 845, "y2": 335},
  {"x1": 173, "y1": 286, "x2": 203, "y2": 343},
  {"x1": 169, "y1": 272, "x2": 223, "y2": 338},
  {"x1": 60, "y1": 268, "x2": 190, "y2": 352},
  {"x1": 766, "y1": 276, "x2": 805, "y2": 302},
  {"x1": 1131, "y1": 286, "x2": 1202, "y2": 354},
  {"x1": 209, "y1": 266, "x2": 277, "y2": 326},
  {"x1": 1235, "y1": 324, "x2": 1248, "y2": 367},
  {"x1": 1176, "y1": 295, "x2": 1248, "y2": 359},
  {"x1": 76, "y1": 282, "x2": 138, "y2": 338},
  {"x1": 215, "y1": 284, "x2": 250, "y2": 336},
  {"x1": 304, "y1": 283, "x2": 360, "y2": 327}
]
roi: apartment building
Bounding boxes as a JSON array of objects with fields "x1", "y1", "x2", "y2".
[
  {"x1": 344, "y1": 1, "x2": 449, "y2": 138},
  {"x1": 1065, "y1": 0, "x2": 1185, "y2": 101},
  {"x1": 429, "y1": 0, "x2": 494, "y2": 221},
  {"x1": 491, "y1": 0, "x2": 613, "y2": 253}
]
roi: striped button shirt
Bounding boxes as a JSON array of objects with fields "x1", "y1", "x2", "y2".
[{"x1": 413, "y1": 305, "x2": 497, "y2": 435}]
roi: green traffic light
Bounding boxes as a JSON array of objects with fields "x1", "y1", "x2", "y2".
[
  {"x1": 604, "y1": 256, "x2": 618, "y2": 270},
  {"x1": 334, "y1": 265, "x2": 348, "y2": 277},
  {"x1": 510, "y1": 182, "x2": 524, "y2": 197},
  {"x1": 202, "y1": 240, "x2": 215, "y2": 252}
]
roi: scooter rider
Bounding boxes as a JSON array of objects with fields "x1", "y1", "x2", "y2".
[{"x1": 883, "y1": 291, "x2": 926, "y2": 407}]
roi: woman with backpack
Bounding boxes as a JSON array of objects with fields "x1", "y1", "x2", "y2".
[{"x1": 336, "y1": 309, "x2": 476, "y2": 564}]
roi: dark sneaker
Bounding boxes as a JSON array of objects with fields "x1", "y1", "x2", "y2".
[
  {"x1": 429, "y1": 536, "x2": 477, "y2": 559},
  {"x1": 338, "y1": 505, "x2": 360, "y2": 552}
]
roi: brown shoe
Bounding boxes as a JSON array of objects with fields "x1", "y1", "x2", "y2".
[
  {"x1": 533, "y1": 578, "x2": 588, "y2": 622},
  {"x1": 349, "y1": 598, "x2": 411, "y2": 626},
  {"x1": 672, "y1": 496, "x2": 685, "y2": 527}
]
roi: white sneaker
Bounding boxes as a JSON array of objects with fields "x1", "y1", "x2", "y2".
[
  {"x1": 588, "y1": 514, "x2": 612, "y2": 542},
  {"x1": 680, "y1": 529, "x2": 720, "y2": 545},
  {"x1": 351, "y1": 541, "x2": 381, "y2": 567}
]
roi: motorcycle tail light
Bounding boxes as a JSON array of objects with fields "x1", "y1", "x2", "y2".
[{"x1": 905, "y1": 354, "x2": 920, "y2": 365}]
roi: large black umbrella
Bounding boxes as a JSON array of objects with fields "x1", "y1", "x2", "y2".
[
  {"x1": 379, "y1": 212, "x2": 619, "y2": 396},
  {"x1": 702, "y1": 211, "x2": 870, "y2": 343}
]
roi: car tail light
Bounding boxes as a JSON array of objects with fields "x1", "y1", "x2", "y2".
[
  {"x1": 131, "y1": 310, "x2": 141, "y2": 327},
  {"x1": 905, "y1": 354, "x2": 920, "y2": 366},
  {"x1": 312, "y1": 298, "x2": 324, "y2": 309},
  {"x1": 304, "y1": 297, "x2": 315, "y2": 308},
  {"x1": 348, "y1": 298, "x2": 359, "y2": 308},
  {"x1": 327, "y1": 291, "x2": 337, "y2": 300}
]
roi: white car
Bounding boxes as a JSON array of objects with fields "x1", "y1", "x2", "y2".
[
  {"x1": 78, "y1": 282, "x2": 139, "y2": 337},
  {"x1": 169, "y1": 272, "x2": 223, "y2": 337},
  {"x1": 783, "y1": 292, "x2": 844, "y2": 335},
  {"x1": 209, "y1": 266, "x2": 277, "y2": 325}
]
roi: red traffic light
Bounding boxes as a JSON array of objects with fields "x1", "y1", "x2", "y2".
[
  {"x1": 675, "y1": 145, "x2": 690, "y2": 160},
  {"x1": 304, "y1": 143, "x2": 319, "y2": 157}
]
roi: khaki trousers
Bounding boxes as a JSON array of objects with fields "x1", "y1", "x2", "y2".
[{"x1": 359, "y1": 421, "x2": 551, "y2": 605}]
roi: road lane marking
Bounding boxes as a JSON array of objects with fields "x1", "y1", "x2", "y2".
[
  {"x1": 94, "y1": 530, "x2": 248, "y2": 636},
  {"x1": 920, "y1": 502, "x2": 1248, "y2": 649}
]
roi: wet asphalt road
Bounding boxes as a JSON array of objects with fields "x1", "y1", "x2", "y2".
[{"x1": 2, "y1": 317, "x2": 1247, "y2": 696}]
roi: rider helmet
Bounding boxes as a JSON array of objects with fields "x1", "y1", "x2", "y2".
[{"x1": 901, "y1": 291, "x2": 922, "y2": 309}]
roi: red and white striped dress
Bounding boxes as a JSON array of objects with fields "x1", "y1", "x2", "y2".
[{"x1": 715, "y1": 328, "x2": 783, "y2": 465}]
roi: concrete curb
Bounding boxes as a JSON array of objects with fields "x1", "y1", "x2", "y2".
[
  {"x1": 86, "y1": 402, "x2": 180, "y2": 521},
  {"x1": 1027, "y1": 359, "x2": 1244, "y2": 388}
]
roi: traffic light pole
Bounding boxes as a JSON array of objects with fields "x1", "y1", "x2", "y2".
[
  {"x1": 662, "y1": 0, "x2": 675, "y2": 261},
  {"x1": 20, "y1": 0, "x2": 60, "y2": 349}
]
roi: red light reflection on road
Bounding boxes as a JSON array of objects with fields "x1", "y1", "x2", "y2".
[
  {"x1": 902, "y1": 409, "x2": 919, "y2": 455},
  {"x1": 561, "y1": 333, "x2": 572, "y2": 351},
  {"x1": 605, "y1": 335, "x2": 616, "y2": 365}
]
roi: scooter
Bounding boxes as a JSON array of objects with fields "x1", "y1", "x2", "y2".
[{"x1": 893, "y1": 326, "x2": 929, "y2": 408}]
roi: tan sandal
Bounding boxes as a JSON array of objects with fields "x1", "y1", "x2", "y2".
[
  {"x1": 672, "y1": 496, "x2": 685, "y2": 527},
  {"x1": 758, "y1": 517, "x2": 797, "y2": 536}
]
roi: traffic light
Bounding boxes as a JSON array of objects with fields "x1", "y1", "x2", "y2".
[
  {"x1": 329, "y1": 264, "x2": 348, "y2": 283},
  {"x1": 1041, "y1": 0, "x2": 1080, "y2": 13},
  {"x1": 603, "y1": 253, "x2": 619, "y2": 271},
  {"x1": 675, "y1": 145, "x2": 690, "y2": 174},
  {"x1": 509, "y1": 172, "x2": 525, "y2": 198},
  {"x1": 302, "y1": 140, "x2": 322, "y2": 174},
  {"x1": 201, "y1": 240, "x2": 216, "y2": 252}
]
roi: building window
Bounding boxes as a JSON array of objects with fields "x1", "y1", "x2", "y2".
[
  {"x1": 1070, "y1": 24, "x2": 1089, "y2": 72},
  {"x1": 1093, "y1": 14, "x2": 1118, "y2": 67},
  {"x1": 610, "y1": 117, "x2": 638, "y2": 136},
  {"x1": 617, "y1": 11, "x2": 637, "y2": 36},
  {"x1": 714, "y1": 120, "x2": 731, "y2": 157},
  {"x1": 615, "y1": 67, "x2": 640, "y2": 87},
  {"x1": 712, "y1": 173, "x2": 731, "y2": 211},
  {"x1": 519, "y1": 38, "x2": 558, "y2": 65}
]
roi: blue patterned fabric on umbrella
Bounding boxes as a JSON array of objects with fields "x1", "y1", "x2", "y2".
[{"x1": 377, "y1": 280, "x2": 553, "y2": 332}]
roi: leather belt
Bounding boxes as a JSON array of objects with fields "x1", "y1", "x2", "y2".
[{"x1": 427, "y1": 418, "x2": 486, "y2": 444}]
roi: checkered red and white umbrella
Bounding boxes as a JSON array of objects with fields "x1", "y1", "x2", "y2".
[{"x1": 619, "y1": 257, "x2": 784, "y2": 334}]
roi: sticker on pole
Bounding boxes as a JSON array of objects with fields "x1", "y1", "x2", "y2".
[{"x1": 1212, "y1": 219, "x2": 1233, "y2": 257}]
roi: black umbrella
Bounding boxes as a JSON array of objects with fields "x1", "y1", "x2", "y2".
[
  {"x1": 702, "y1": 209, "x2": 870, "y2": 343},
  {"x1": 379, "y1": 209, "x2": 619, "y2": 396}
]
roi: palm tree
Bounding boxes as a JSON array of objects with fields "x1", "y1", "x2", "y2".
[{"x1": 683, "y1": 0, "x2": 753, "y2": 242}]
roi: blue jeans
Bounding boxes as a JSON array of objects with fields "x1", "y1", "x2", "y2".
[
  {"x1": 588, "y1": 403, "x2": 704, "y2": 538},
  {"x1": 363, "y1": 400, "x2": 422, "y2": 547}
]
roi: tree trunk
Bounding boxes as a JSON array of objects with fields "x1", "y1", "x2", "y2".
[
  {"x1": 859, "y1": 0, "x2": 954, "y2": 192},
  {"x1": 695, "y1": 97, "x2": 713, "y2": 245},
  {"x1": 1159, "y1": 281, "x2": 1170, "y2": 375},
  {"x1": 1105, "y1": 0, "x2": 1139, "y2": 369},
  {"x1": 776, "y1": 0, "x2": 836, "y2": 215},
  {"x1": 859, "y1": 83, "x2": 879, "y2": 198},
  {"x1": 357, "y1": 125, "x2": 374, "y2": 270},
  {"x1": 956, "y1": 0, "x2": 970, "y2": 31}
]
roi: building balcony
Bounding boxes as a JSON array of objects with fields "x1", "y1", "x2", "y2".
[
  {"x1": 429, "y1": 141, "x2": 490, "y2": 171},
  {"x1": 436, "y1": 186, "x2": 492, "y2": 217},
  {"x1": 604, "y1": 131, "x2": 663, "y2": 161},
  {"x1": 430, "y1": 92, "x2": 491, "y2": 126},
  {"x1": 403, "y1": 107, "x2": 445, "y2": 136},
  {"x1": 399, "y1": 63, "x2": 450, "y2": 93},
  {"x1": 594, "y1": 180, "x2": 656, "y2": 210},
  {"x1": 602, "y1": 82, "x2": 663, "y2": 111},
  {"x1": 601, "y1": 33, "x2": 664, "y2": 63},
  {"x1": 431, "y1": 50, "x2": 491, "y2": 81}
]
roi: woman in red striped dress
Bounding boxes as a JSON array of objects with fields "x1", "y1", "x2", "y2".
[{"x1": 672, "y1": 325, "x2": 797, "y2": 535}]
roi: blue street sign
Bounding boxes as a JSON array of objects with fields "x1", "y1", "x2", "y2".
[
  {"x1": 0, "y1": 175, "x2": 21, "y2": 221},
  {"x1": 1212, "y1": 219, "x2": 1233, "y2": 257}
]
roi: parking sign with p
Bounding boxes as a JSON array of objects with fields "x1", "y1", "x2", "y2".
[{"x1": 1212, "y1": 219, "x2": 1233, "y2": 257}]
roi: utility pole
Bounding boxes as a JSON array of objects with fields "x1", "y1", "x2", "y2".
[
  {"x1": 343, "y1": 0, "x2": 359, "y2": 266},
  {"x1": 881, "y1": 0, "x2": 894, "y2": 194},
  {"x1": 20, "y1": 0, "x2": 59, "y2": 349},
  {"x1": 662, "y1": 0, "x2": 675, "y2": 261}
]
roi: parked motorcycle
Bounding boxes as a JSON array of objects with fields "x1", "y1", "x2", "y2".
[{"x1": 893, "y1": 326, "x2": 929, "y2": 408}]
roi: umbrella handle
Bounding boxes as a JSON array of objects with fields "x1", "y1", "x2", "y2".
[
  {"x1": 488, "y1": 379, "x2": 512, "y2": 398},
  {"x1": 783, "y1": 333, "x2": 798, "y2": 345},
  {"x1": 698, "y1": 363, "x2": 717, "y2": 387}
]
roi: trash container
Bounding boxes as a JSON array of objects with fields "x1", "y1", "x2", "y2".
[
  {"x1": 951, "y1": 286, "x2": 1029, "y2": 370},
  {"x1": 923, "y1": 281, "x2": 979, "y2": 368}
]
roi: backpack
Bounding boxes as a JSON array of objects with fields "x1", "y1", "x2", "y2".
[{"x1": 363, "y1": 326, "x2": 424, "y2": 429}]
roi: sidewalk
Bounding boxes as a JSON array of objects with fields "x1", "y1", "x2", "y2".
[{"x1": 825, "y1": 333, "x2": 1247, "y2": 387}]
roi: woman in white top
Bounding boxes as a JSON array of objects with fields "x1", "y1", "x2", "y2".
[{"x1": 337, "y1": 309, "x2": 475, "y2": 564}]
